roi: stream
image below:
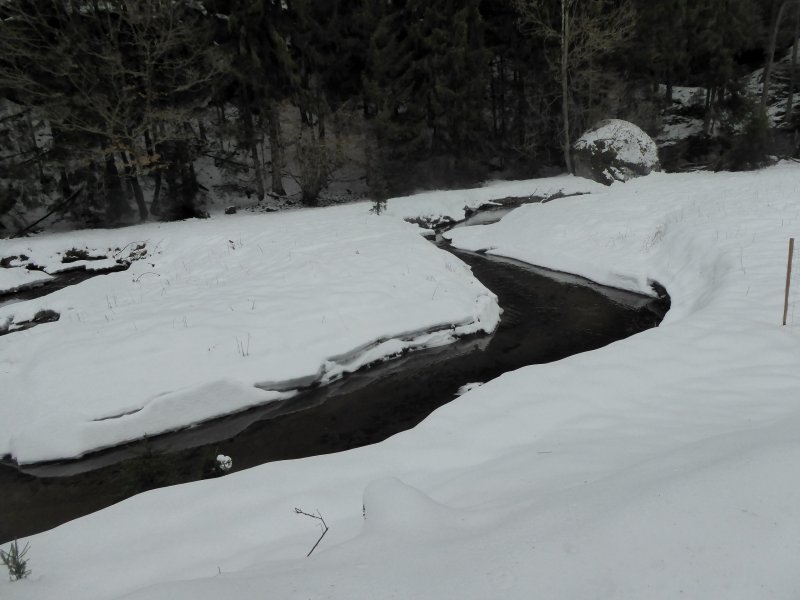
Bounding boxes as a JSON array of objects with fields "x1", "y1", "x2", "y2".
[{"x1": 0, "y1": 218, "x2": 669, "y2": 543}]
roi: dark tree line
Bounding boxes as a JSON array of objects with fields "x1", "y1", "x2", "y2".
[{"x1": 0, "y1": 0, "x2": 792, "y2": 230}]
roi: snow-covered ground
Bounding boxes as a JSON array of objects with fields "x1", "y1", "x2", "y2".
[
  {"x1": 3, "y1": 165, "x2": 800, "y2": 599},
  {"x1": 0, "y1": 175, "x2": 595, "y2": 464},
  {"x1": 655, "y1": 85, "x2": 706, "y2": 147}
]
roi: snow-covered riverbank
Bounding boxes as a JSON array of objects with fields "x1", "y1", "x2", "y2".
[
  {"x1": 0, "y1": 176, "x2": 597, "y2": 464},
  {"x1": 2, "y1": 165, "x2": 800, "y2": 599}
]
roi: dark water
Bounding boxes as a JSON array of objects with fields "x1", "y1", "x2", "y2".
[
  {"x1": 0, "y1": 248, "x2": 668, "y2": 543},
  {"x1": 0, "y1": 265, "x2": 128, "y2": 310}
]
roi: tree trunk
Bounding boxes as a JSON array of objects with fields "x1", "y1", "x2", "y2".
[
  {"x1": 561, "y1": 0, "x2": 573, "y2": 173},
  {"x1": 162, "y1": 140, "x2": 199, "y2": 219},
  {"x1": 786, "y1": 2, "x2": 800, "y2": 122},
  {"x1": 763, "y1": 0, "x2": 789, "y2": 108},
  {"x1": 216, "y1": 103, "x2": 227, "y2": 152},
  {"x1": 318, "y1": 111, "x2": 326, "y2": 141},
  {"x1": 198, "y1": 120, "x2": 208, "y2": 144},
  {"x1": 163, "y1": 143, "x2": 177, "y2": 206},
  {"x1": 267, "y1": 101, "x2": 287, "y2": 196},
  {"x1": 499, "y1": 56, "x2": 507, "y2": 138},
  {"x1": 59, "y1": 169, "x2": 71, "y2": 199},
  {"x1": 241, "y1": 88, "x2": 265, "y2": 201},
  {"x1": 704, "y1": 86, "x2": 717, "y2": 135},
  {"x1": 144, "y1": 129, "x2": 161, "y2": 216},
  {"x1": 103, "y1": 152, "x2": 127, "y2": 223},
  {"x1": 490, "y1": 58, "x2": 498, "y2": 138},
  {"x1": 514, "y1": 68, "x2": 526, "y2": 148},
  {"x1": 152, "y1": 170, "x2": 162, "y2": 217},
  {"x1": 120, "y1": 151, "x2": 148, "y2": 221},
  {"x1": 25, "y1": 112, "x2": 45, "y2": 184}
]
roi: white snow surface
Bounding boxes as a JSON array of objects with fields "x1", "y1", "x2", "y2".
[
  {"x1": 656, "y1": 117, "x2": 704, "y2": 146},
  {"x1": 0, "y1": 176, "x2": 597, "y2": 464},
  {"x1": 0, "y1": 210, "x2": 497, "y2": 463},
  {"x1": 3, "y1": 165, "x2": 800, "y2": 599},
  {"x1": 0, "y1": 266, "x2": 53, "y2": 294},
  {"x1": 573, "y1": 118, "x2": 660, "y2": 177}
]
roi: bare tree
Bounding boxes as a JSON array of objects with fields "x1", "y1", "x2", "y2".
[
  {"x1": 0, "y1": 0, "x2": 226, "y2": 221},
  {"x1": 762, "y1": 0, "x2": 793, "y2": 109},
  {"x1": 515, "y1": 0, "x2": 636, "y2": 173},
  {"x1": 267, "y1": 102, "x2": 287, "y2": 196}
]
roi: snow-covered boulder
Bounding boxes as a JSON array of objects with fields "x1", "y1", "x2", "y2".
[{"x1": 573, "y1": 119, "x2": 660, "y2": 185}]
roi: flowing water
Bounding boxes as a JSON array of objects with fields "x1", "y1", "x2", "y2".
[{"x1": 0, "y1": 237, "x2": 668, "y2": 543}]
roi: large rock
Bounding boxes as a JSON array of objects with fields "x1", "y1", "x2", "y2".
[{"x1": 573, "y1": 119, "x2": 660, "y2": 185}]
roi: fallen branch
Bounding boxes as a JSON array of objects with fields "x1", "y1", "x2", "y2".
[
  {"x1": 133, "y1": 272, "x2": 160, "y2": 282},
  {"x1": 113, "y1": 241, "x2": 147, "y2": 260},
  {"x1": 12, "y1": 185, "x2": 85, "y2": 238},
  {"x1": 294, "y1": 507, "x2": 329, "y2": 557}
]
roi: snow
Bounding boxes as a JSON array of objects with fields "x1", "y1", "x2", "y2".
[
  {"x1": 574, "y1": 119, "x2": 658, "y2": 167},
  {"x1": 3, "y1": 164, "x2": 800, "y2": 599},
  {"x1": 573, "y1": 119, "x2": 660, "y2": 183},
  {"x1": 0, "y1": 267, "x2": 53, "y2": 294},
  {"x1": 744, "y1": 49, "x2": 800, "y2": 128},
  {"x1": 656, "y1": 117, "x2": 704, "y2": 146},
  {"x1": 455, "y1": 381, "x2": 483, "y2": 395},
  {"x1": 0, "y1": 176, "x2": 598, "y2": 464},
  {"x1": 0, "y1": 210, "x2": 500, "y2": 463},
  {"x1": 380, "y1": 174, "x2": 600, "y2": 223},
  {"x1": 215, "y1": 454, "x2": 232, "y2": 471},
  {"x1": 0, "y1": 242, "x2": 145, "y2": 295}
]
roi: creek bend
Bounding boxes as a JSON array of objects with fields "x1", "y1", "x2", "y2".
[{"x1": 0, "y1": 242, "x2": 668, "y2": 543}]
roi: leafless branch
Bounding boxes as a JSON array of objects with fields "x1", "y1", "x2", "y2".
[{"x1": 294, "y1": 507, "x2": 329, "y2": 557}]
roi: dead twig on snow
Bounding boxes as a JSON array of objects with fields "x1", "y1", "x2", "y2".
[{"x1": 294, "y1": 507, "x2": 329, "y2": 557}]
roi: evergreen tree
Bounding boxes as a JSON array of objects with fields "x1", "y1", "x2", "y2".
[
  {"x1": 218, "y1": 0, "x2": 301, "y2": 198},
  {"x1": 633, "y1": 0, "x2": 690, "y2": 101},
  {"x1": 687, "y1": 0, "x2": 758, "y2": 95},
  {"x1": 483, "y1": 0, "x2": 537, "y2": 155},
  {"x1": 292, "y1": 0, "x2": 370, "y2": 121},
  {"x1": 364, "y1": 0, "x2": 490, "y2": 173}
]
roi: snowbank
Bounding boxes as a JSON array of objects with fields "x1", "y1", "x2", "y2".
[
  {"x1": 0, "y1": 176, "x2": 600, "y2": 464},
  {"x1": 0, "y1": 267, "x2": 52, "y2": 295},
  {"x1": 3, "y1": 164, "x2": 800, "y2": 600},
  {"x1": 0, "y1": 209, "x2": 502, "y2": 463}
]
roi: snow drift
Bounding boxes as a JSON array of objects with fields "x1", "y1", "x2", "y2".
[{"x1": 3, "y1": 165, "x2": 800, "y2": 600}]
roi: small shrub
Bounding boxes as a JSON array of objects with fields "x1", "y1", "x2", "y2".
[
  {"x1": 62, "y1": 247, "x2": 91, "y2": 263},
  {"x1": 734, "y1": 105, "x2": 773, "y2": 169},
  {"x1": 295, "y1": 132, "x2": 340, "y2": 206},
  {"x1": 0, "y1": 254, "x2": 28, "y2": 268},
  {"x1": 32, "y1": 309, "x2": 59, "y2": 324},
  {"x1": 370, "y1": 199, "x2": 387, "y2": 215},
  {"x1": 1, "y1": 539, "x2": 31, "y2": 581},
  {"x1": 62, "y1": 247, "x2": 107, "y2": 263},
  {"x1": 718, "y1": 102, "x2": 774, "y2": 171}
]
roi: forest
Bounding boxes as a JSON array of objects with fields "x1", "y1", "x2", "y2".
[
  {"x1": 0, "y1": 0, "x2": 797, "y2": 231},
  {"x1": 3, "y1": 3, "x2": 800, "y2": 597}
]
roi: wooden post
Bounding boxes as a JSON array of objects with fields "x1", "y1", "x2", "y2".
[{"x1": 784, "y1": 237, "x2": 795, "y2": 326}]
